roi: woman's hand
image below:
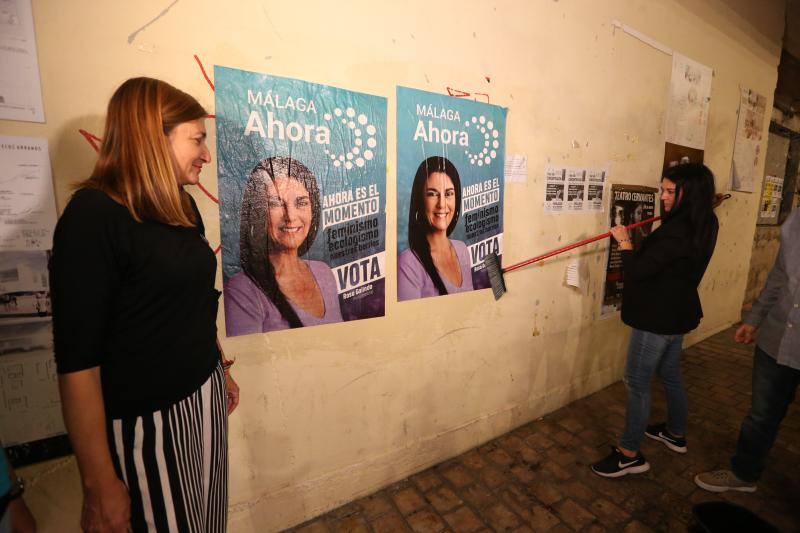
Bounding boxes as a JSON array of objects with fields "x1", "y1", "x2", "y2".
[
  {"x1": 225, "y1": 371, "x2": 240, "y2": 414},
  {"x1": 81, "y1": 477, "x2": 130, "y2": 533},
  {"x1": 610, "y1": 225, "x2": 633, "y2": 250}
]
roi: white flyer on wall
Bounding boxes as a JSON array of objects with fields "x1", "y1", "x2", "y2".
[
  {"x1": 0, "y1": 136, "x2": 57, "y2": 250},
  {"x1": 664, "y1": 53, "x2": 712, "y2": 150},
  {"x1": 545, "y1": 166, "x2": 606, "y2": 214},
  {"x1": 504, "y1": 154, "x2": 527, "y2": 183},
  {"x1": 544, "y1": 167, "x2": 565, "y2": 213},
  {"x1": 0, "y1": 0, "x2": 44, "y2": 122},
  {"x1": 730, "y1": 87, "x2": 767, "y2": 193},
  {"x1": 585, "y1": 169, "x2": 606, "y2": 212},
  {"x1": 565, "y1": 169, "x2": 585, "y2": 211}
]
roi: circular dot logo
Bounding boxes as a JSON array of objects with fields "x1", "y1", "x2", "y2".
[
  {"x1": 322, "y1": 107, "x2": 378, "y2": 168},
  {"x1": 462, "y1": 115, "x2": 500, "y2": 167}
]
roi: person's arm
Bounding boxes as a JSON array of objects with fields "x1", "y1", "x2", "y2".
[
  {"x1": 612, "y1": 226, "x2": 687, "y2": 282},
  {"x1": 744, "y1": 244, "x2": 788, "y2": 329},
  {"x1": 735, "y1": 241, "x2": 789, "y2": 344},
  {"x1": 58, "y1": 369, "x2": 129, "y2": 533},
  {"x1": 49, "y1": 191, "x2": 128, "y2": 532},
  {"x1": 215, "y1": 339, "x2": 239, "y2": 415}
]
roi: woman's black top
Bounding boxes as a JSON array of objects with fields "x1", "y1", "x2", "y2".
[
  {"x1": 50, "y1": 188, "x2": 221, "y2": 418},
  {"x1": 620, "y1": 209, "x2": 718, "y2": 335}
]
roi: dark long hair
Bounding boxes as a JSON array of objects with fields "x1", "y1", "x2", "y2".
[
  {"x1": 408, "y1": 156, "x2": 462, "y2": 295},
  {"x1": 662, "y1": 163, "x2": 719, "y2": 277},
  {"x1": 239, "y1": 157, "x2": 321, "y2": 328}
]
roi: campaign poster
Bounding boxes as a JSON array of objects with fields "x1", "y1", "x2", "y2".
[
  {"x1": 396, "y1": 87, "x2": 507, "y2": 301},
  {"x1": 600, "y1": 184, "x2": 657, "y2": 317},
  {"x1": 565, "y1": 169, "x2": 586, "y2": 211},
  {"x1": 585, "y1": 169, "x2": 606, "y2": 212},
  {"x1": 544, "y1": 167, "x2": 566, "y2": 213},
  {"x1": 545, "y1": 166, "x2": 606, "y2": 213},
  {"x1": 215, "y1": 66, "x2": 387, "y2": 336}
]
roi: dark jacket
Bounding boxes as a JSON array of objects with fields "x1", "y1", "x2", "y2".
[{"x1": 620, "y1": 209, "x2": 718, "y2": 335}]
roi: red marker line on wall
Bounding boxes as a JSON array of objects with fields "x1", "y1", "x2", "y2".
[
  {"x1": 78, "y1": 129, "x2": 102, "y2": 152},
  {"x1": 445, "y1": 87, "x2": 490, "y2": 103},
  {"x1": 196, "y1": 182, "x2": 219, "y2": 204},
  {"x1": 194, "y1": 54, "x2": 215, "y2": 91}
]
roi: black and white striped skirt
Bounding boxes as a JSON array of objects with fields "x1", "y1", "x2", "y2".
[{"x1": 108, "y1": 364, "x2": 228, "y2": 533}]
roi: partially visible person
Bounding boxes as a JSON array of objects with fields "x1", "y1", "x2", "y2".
[
  {"x1": 0, "y1": 447, "x2": 36, "y2": 533},
  {"x1": 695, "y1": 208, "x2": 800, "y2": 493},
  {"x1": 224, "y1": 156, "x2": 342, "y2": 335},
  {"x1": 51, "y1": 77, "x2": 238, "y2": 532},
  {"x1": 592, "y1": 163, "x2": 719, "y2": 478},
  {"x1": 398, "y1": 156, "x2": 473, "y2": 301}
]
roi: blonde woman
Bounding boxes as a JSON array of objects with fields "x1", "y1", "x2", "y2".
[{"x1": 51, "y1": 78, "x2": 238, "y2": 533}]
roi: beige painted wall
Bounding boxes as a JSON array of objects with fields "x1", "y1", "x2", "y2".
[
  {"x1": 3, "y1": 1, "x2": 784, "y2": 531},
  {"x1": 743, "y1": 226, "x2": 782, "y2": 307}
]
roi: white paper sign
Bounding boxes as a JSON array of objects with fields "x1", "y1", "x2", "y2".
[
  {"x1": 504, "y1": 154, "x2": 528, "y2": 183},
  {"x1": 665, "y1": 53, "x2": 712, "y2": 150},
  {"x1": 0, "y1": 0, "x2": 45, "y2": 122},
  {"x1": 0, "y1": 136, "x2": 57, "y2": 251}
]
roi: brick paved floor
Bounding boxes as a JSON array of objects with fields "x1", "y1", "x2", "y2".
[{"x1": 290, "y1": 327, "x2": 800, "y2": 532}]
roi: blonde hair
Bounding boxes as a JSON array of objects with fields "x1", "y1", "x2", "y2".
[{"x1": 83, "y1": 77, "x2": 207, "y2": 226}]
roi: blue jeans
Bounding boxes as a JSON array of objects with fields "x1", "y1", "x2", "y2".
[
  {"x1": 731, "y1": 346, "x2": 800, "y2": 482},
  {"x1": 620, "y1": 329, "x2": 687, "y2": 451}
]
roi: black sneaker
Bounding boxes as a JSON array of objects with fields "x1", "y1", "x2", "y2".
[
  {"x1": 645, "y1": 423, "x2": 687, "y2": 453},
  {"x1": 591, "y1": 446, "x2": 650, "y2": 478}
]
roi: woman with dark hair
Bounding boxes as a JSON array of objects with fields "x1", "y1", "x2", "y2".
[
  {"x1": 51, "y1": 77, "x2": 238, "y2": 532},
  {"x1": 398, "y1": 156, "x2": 473, "y2": 301},
  {"x1": 592, "y1": 163, "x2": 719, "y2": 478},
  {"x1": 224, "y1": 156, "x2": 342, "y2": 334}
]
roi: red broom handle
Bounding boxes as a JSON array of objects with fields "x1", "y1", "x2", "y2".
[{"x1": 502, "y1": 216, "x2": 661, "y2": 274}]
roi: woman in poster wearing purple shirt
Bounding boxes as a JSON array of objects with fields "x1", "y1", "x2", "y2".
[
  {"x1": 224, "y1": 157, "x2": 343, "y2": 334},
  {"x1": 398, "y1": 156, "x2": 473, "y2": 301}
]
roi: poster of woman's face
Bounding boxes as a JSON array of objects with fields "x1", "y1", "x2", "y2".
[
  {"x1": 396, "y1": 87, "x2": 507, "y2": 302},
  {"x1": 214, "y1": 66, "x2": 387, "y2": 336}
]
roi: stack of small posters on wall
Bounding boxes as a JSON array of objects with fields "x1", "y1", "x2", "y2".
[
  {"x1": 0, "y1": 136, "x2": 69, "y2": 466},
  {"x1": 544, "y1": 167, "x2": 606, "y2": 213},
  {"x1": 663, "y1": 53, "x2": 712, "y2": 171},
  {"x1": 215, "y1": 67, "x2": 387, "y2": 336},
  {"x1": 730, "y1": 87, "x2": 767, "y2": 192},
  {"x1": 600, "y1": 184, "x2": 658, "y2": 317},
  {"x1": 395, "y1": 87, "x2": 507, "y2": 301}
]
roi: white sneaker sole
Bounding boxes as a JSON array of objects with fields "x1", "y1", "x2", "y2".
[
  {"x1": 645, "y1": 431, "x2": 687, "y2": 454},
  {"x1": 694, "y1": 474, "x2": 757, "y2": 493},
  {"x1": 592, "y1": 462, "x2": 650, "y2": 478}
]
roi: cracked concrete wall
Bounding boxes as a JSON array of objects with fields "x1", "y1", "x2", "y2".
[{"x1": 4, "y1": 1, "x2": 784, "y2": 531}]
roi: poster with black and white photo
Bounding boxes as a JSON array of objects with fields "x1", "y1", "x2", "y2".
[
  {"x1": 599, "y1": 184, "x2": 657, "y2": 317},
  {"x1": 585, "y1": 169, "x2": 606, "y2": 211},
  {"x1": 565, "y1": 169, "x2": 585, "y2": 211},
  {"x1": 544, "y1": 167, "x2": 566, "y2": 213},
  {"x1": 545, "y1": 166, "x2": 606, "y2": 213}
]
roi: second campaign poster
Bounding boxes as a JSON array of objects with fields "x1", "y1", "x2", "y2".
[
  {"x1": 600, "y1": 184, "x2": 658, "y2": 316},
  {"x1": 216, "y1": 66, "x2": 387, "y2": 336},
  {"x1": 396, "y1": 87, "x2": 507, "y2": 301}
]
